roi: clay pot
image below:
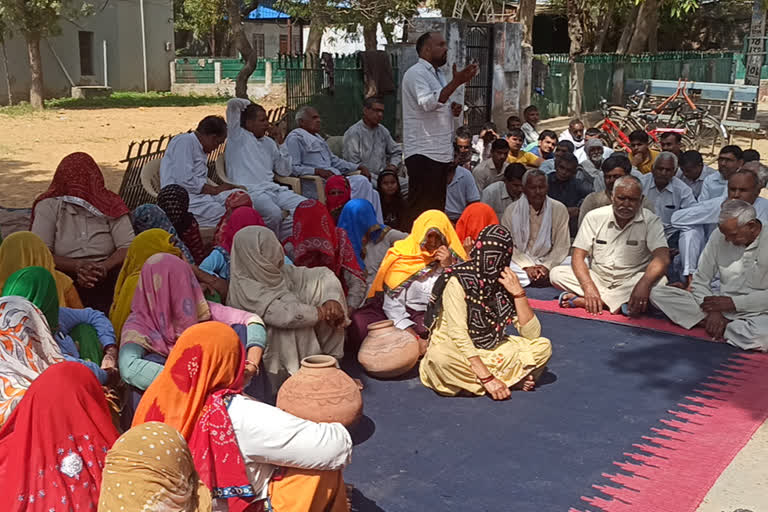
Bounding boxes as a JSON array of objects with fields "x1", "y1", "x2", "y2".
[
  {"x1": 358, "y1": 320, "x2": 420, "y2": 379},
  {"x1": 276, "y1": 355, "x2": 362, "y2": 427}
]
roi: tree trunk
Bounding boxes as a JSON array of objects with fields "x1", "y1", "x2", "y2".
[
  {"x1": 517, "y1": 0, "x2": 536, "y2": 46},
  {"x1": 225, "y1": 0, "x2": 255, "y2": 98},
  {"x1": 306, "y1": 23, "x2": 323, "y2": 55},
  {"x1": 647, "y1": 5, "x2": 658, "y2": 54},
  {"x1": 1, "y1": 38, "x2": 12, "y2": 105},
  {"x1": 593, "y1": 6, "x2": 612, "y2": 52},
  {"x1": 363, "y1": 22, "x2": 377, "y2": 51},
  {"x1": 616, "y1": 3, "x2": 640, "y2": 54},
  {"x1": 627, "y1": 0, "x2": 658, "y2": 54},
  {"x1": 26, "y1": 33, "x2": 43, "y2": 109},
  {"x1": 210, "y1": 22, "x2": 216, "y2": 56}
]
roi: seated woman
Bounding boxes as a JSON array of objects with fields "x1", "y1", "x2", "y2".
[
  {"x1": 120, "y1": 253, "x2": 265, "y2": 392},
  {"x1": 348, "y1": 210, "x2": 467, "y2": 354},
  {"x1": 132, "y1": 203, "x2": 196, "y2": 263},
  {"x1": 0, "y1": 362, "x2": 119, "y2": 511},
  {"x1": 378, "y1": 169, "x2": 407, "y2": 231},
  {"x1": 0, "y1": 231, "x2": 83, "y2": 308},
  {"x1": 420, "y1": 225, "x2": 552, "y2": 399},
  {"x1": 213, "y1": 190, "x2": 253, "y2": 245},
  {"x1": 228, "y1": 226, "x2": 348, "y2": 390},
  {"x1": 337, "y1": 198, "x2": 407, "y2": 292},
  {"x1": 200, "y1": 205, "x2": 266, "y2": 280},
  {"x1": 285, "y1": 199, "x2": 366, "y2": 311},
  {"x1": 157, "y1": 184, "x2": 207, "y2": 264},
  {"x1": 325, "y1": 175, "x2": 351, "y2": 221},
  {"x1": 99, "y1": 422, "x2": 211, "y2": 511},
  {"x1": 3, "y1": 267, "x2": 117, "y2": 383},
  {"x1": 31, "y1": 152, "x2": 135, "y2": 312},
  {"x1": 455, "y1": 202, "x2": 531, "y2": 288},
  {"x1": 133, "y1": 322, "x2": 352, "y2": 512},
  {"x1": 0, "y1": 296, "x2": 65, "y2": 425}
]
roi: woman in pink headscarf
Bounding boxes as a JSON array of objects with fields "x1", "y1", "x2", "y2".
[{"x1": 200, "y1": 206, "x2": 266, "y2": 281}]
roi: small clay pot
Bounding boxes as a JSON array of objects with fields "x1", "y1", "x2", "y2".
[
  {"x1": 358, "y1": 320, "x2": 420, "y2": 379},
  {"x1": 276, "y1": 355, "x2": 362, "y2": 427}
]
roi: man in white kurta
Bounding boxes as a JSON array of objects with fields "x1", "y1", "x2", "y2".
[
  {"x1": 650, "y1": 199, "x2": 768, "y2": 351},
  {"x1": 676, "y1": 150, "x2": 716, "y2": 199},
  {"x1": 551, "y1": 175, "x2": 670, "y2": 314},
  {"x1": 224, "y1": 98, "x2": 305, "y2": 239},
  {"x1": 698, "y1": 145, "x2": 744, "y2": 201},
  {"x1": 501, "y1": 169, "x2": 570, "y2": 287},
  {"x1": 284, "y1": 106, "x2": 384, "y2": 222},
  {"x1": 160, "y1": 116, "x2": 239, "y2": 227}
]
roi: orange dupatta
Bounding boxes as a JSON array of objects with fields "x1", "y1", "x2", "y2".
[
  {"x1": 368, "y1": 210, "x2": 467, "y2": 298},
  {"x1": 455, "y1": 203, "x2": 499, "y2": 242},
  {"x1": 131, "y1": 321, "x2": 244, "y2": 439}
]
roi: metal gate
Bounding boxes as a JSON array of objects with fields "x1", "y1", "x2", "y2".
[{"x1": 464, "y1": 23, "x2": 494, "y2": 134}]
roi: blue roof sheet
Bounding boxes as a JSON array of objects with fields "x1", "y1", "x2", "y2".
[{"x1": 247, "y1": 5, "x2": 291, "y2": 19}]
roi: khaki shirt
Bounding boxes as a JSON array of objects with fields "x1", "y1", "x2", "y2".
[
  {"x1": 578, "y1": 190, "x2": 656, "y2": 227},
  {"x1": 574, "y1": 205, "x2": 667, "y2": 285},
  {"x1": 32, "y1": 198, "x2": 135, "y2": 261}
]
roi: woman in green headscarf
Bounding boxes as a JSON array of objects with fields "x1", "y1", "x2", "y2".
[{"x1": 2, "y1": 266, "x2": 117, "y2": 385}]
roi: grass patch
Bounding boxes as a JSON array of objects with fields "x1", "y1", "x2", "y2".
[
  {"x1": 0, "y1": 102, "x2": 40, "y2": 117},
  {"x1": 45, "y1": 91, "x2": 231, "y2": 109}
]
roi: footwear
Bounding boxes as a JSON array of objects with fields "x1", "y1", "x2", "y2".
[{"x1": 558, "y1": 291, "x2": 578, "y2": 309}]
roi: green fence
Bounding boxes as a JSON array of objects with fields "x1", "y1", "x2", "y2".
[
  {"x1": 532, "y1": 51, "x2": 735, "y2": 120},
  {"x1": 174, "y1": 58, "x2": 286, "y2": 84},
  {"x1": 279, "y1": 53, "x2": 399, "y2": 137}
]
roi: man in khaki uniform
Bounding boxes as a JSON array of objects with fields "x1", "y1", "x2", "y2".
[
  {"x1": 550, "y1": 175, "x2": 671, "y2": 314},
  {"x1": 650, "y1": 199, "x2": 768, "y2": 351}
]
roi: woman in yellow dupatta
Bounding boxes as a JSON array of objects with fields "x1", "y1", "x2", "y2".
[
  {"x1": 108, "y1": 229, "x2": 182, "y2": 342},
  {"x1": 350, "y1": 210, "x2": 467, "y2": 354},
  {"x1": 0, "y1": 231, "x2": 83, "y2": 308}
]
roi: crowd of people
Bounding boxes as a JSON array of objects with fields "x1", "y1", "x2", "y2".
[{"x1": 0, "y1": 29, "x2": 766, "y2": 511}]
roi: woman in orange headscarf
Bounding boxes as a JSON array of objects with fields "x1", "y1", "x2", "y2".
[
  {"x1": 349, "y1": 210, "x2": 467, "y2": 354},
  {"x1": 455, "y1": 202, "x2": 499, "y2": 255},
  {"x1": 133, "y1": 322, "x2": 352, "y2": 512}
]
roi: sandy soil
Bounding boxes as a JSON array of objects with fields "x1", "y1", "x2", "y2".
[{"x1": 0, "y1": 94, "x2": 284, "y2": 208}]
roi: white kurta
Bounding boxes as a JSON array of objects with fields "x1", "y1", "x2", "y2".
[
  {"x1": 383, "y1": 272, "x2": 440, "y2": 330},
  {"x1": 225, "y1": 99, "x2": 305, "y2": 238},
  {"x1": 699, "y1": 171, "x2": 728, "y2": 201},
  {"x1": 649, "y1": 228, "x2": 768, "y2": 351},
  {"x1": 160, "y1": 132, "x2": 235, "y2": 226},
  {"x1": 675, "y1": 165, "x2": 717, "y2": 199},
  {"x1": 219, "y1": 394, "x2": 351, "y2": 508}
]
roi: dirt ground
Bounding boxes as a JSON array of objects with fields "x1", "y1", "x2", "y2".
[{"x1": 0, "y1": 93, "x2": 284, "y2": 208}]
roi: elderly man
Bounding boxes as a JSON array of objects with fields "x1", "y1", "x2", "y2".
[
  {"x1": 521, "y1": 105, "x2": 540, "y2": 145},
  {"x1": 700, "y1": 145, "x2": 744, "y2": 201},
  {"x1": 676, "y1": 150, "x2": 716, "y2": 199},
  {"x1": 401, "y1": 31, "x2": 478, "y2": 229},
  {"x1": 472, "y1": 138, "x2": 510, "y2": 192},
  {"x1": 548, "y1": 153, "x2": 591, "y2": 236},
  {"x1": 559, "y1": 119, "x2": 585, "y2": 150},
  {"x1": 224, "y1": 99, "x2": 304, "y2": 238},
  {"x1": 574, "y1": 128, "x2": 611, "y2": 161},
  {"x1": 579, "y1": 154, "x2": 654, "y2": 226},
  {"x1": 502, "y1": 169, "x2": 570, "y2": 287},
  {"x1": 640, "y1": 152, "x2": 696, "y2": 238},
  {"x1": 551, "y1": 175, "x2": 670, "y2": 315},
  {"x1": 160, "y1": 115, "x2": 239, "y2": 226},
  {"x1": 629, "y1": 130, "x2": 658, "y2": 174},
  {"x1": 342, "y1": 96, "x2": 403, "y2": 185},
  {"x1": 743, "y1": 160, "x2": 768, "y2": 200},
  {"x1": 672, "y1": 168, "x2": 768, "y2": 286},
  {"x1": 650, "y1": 200, "x2": 768, "y2": 351},
  {"x1": 577, "y1": 137, "x2": 614, "y2": 191},
  {"x1": 482, "y1": 163, "x2": 526, "y2": 219},
  {"x1": 284, "y1": 106, "x2": 383, "y2": 220}
]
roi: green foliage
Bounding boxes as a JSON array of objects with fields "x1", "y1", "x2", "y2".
[
  {"x1": 282, "y1": 0, "x2": 420, "y2": 30},
  {"x1": 43, "y1": 91, "x2": 230, "y2": 109},
  {"x1": 175, "y1": 0, "x2": 228, "y2": 40},
  {"x1": 0, "y1": 0, "x2": 92, "y2": 38}
]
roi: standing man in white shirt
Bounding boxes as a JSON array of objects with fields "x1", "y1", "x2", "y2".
[
  {"x1": 224, "y1": 98, "x2": 305, "y2": 240},
  {"x1": 160, "y1": 116, "x2": 239, "y2": 227},
  {"x1": 401, "y1": 31, "x2": 478, "y2": 229}
]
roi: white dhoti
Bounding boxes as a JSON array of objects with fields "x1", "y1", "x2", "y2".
[
  {"x1": 189, "y1": 189, "x2": 238, "y2": 227},
  {"x1": 249, "y1": 184, "x2": 306, "y2": 241},
  {"x1": 300, "y1": 175, "x2": 383, "y2": 224},
  {"x1": 550, "y1": 265, "x2": 666, "y2": 313},
  {"x1": 649, "y1": 286, "x2": 768, "y2": 351}
]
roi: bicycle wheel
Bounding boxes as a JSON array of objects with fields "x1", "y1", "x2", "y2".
[{"x1": 686, "y1": 115, "x2": 728, "y2": 153}]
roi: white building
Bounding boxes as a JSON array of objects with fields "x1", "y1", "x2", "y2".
[{"x1": 0, "y1": 0, "x2": 175, "y2": 104}]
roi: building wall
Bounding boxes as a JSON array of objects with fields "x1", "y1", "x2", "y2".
[
  {"x1": 242, "y1": 22, "x2": 304, "y2": 58},
  {"x1": 0, "y1": 0, "x2": 174, "y2": 104}
]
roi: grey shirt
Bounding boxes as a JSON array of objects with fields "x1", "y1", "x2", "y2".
[{"x1": 342, "y1": 120, "x2": 402, "y2": 173}]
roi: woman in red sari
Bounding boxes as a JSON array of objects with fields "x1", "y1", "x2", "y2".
[
  {"x1": 324, "y1": 175, "x2": 351, "y2": 221},
  {"x1": 285, "y1": 199, "x2": 366, "y2": 311},
  {"x1": 0, "y1": 361, "x2": 119, "y2": 511}
]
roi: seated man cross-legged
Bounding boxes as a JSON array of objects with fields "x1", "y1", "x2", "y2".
[
  {"x1": 550, "y1": 175, "x2": 671, "y2": 315},
  {"x1": 501, "y1": 169, "x2": 570, "y2": 287},
  {"x1": 651, "y1": 199, "x2": 768, "y2": 351}
]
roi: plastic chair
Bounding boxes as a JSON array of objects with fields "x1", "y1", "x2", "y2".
[{"x1": 140, "y1": 158, "x2": 218, "y2": 198}]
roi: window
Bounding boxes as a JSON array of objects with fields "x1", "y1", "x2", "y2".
[
  {"x1": 253, "y1": 34, "x2": 265, "y2": 59},
  {"x1": 279, "y1": 35, "x2": 289, "y2": 55},
  {"x1": 291, "y1": 34, "x2": 302, "y2": 54},
  {"x1": 78, "y1": 31, "x2": 94, "y2": 76}
]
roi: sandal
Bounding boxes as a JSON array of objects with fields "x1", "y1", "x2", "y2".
[{"x1": 558, "y1": 291, "x2": 578, "y2": 309}]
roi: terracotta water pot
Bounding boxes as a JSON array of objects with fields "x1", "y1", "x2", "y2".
[
  {"x1": 276, "y1": 355, "x2": 362, "y2": 427},
  {"x1": 358, "y1": 320, "x2": 420, "y2": 379}
]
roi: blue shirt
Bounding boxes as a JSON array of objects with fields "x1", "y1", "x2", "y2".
[
  {"x1": 529, "y1": 145, "x2": 554, "y2": 160},
  {"x1": 58, "y1": 307, "x2": 116, "y2": 385}
]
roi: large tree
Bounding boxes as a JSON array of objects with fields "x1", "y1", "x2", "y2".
[
  {"x1": 175, "y1": 0, "x2": 228, "y2": 56},
  {"x1": 0, "y1": 0, "x2": 91, "y2": 108}
]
